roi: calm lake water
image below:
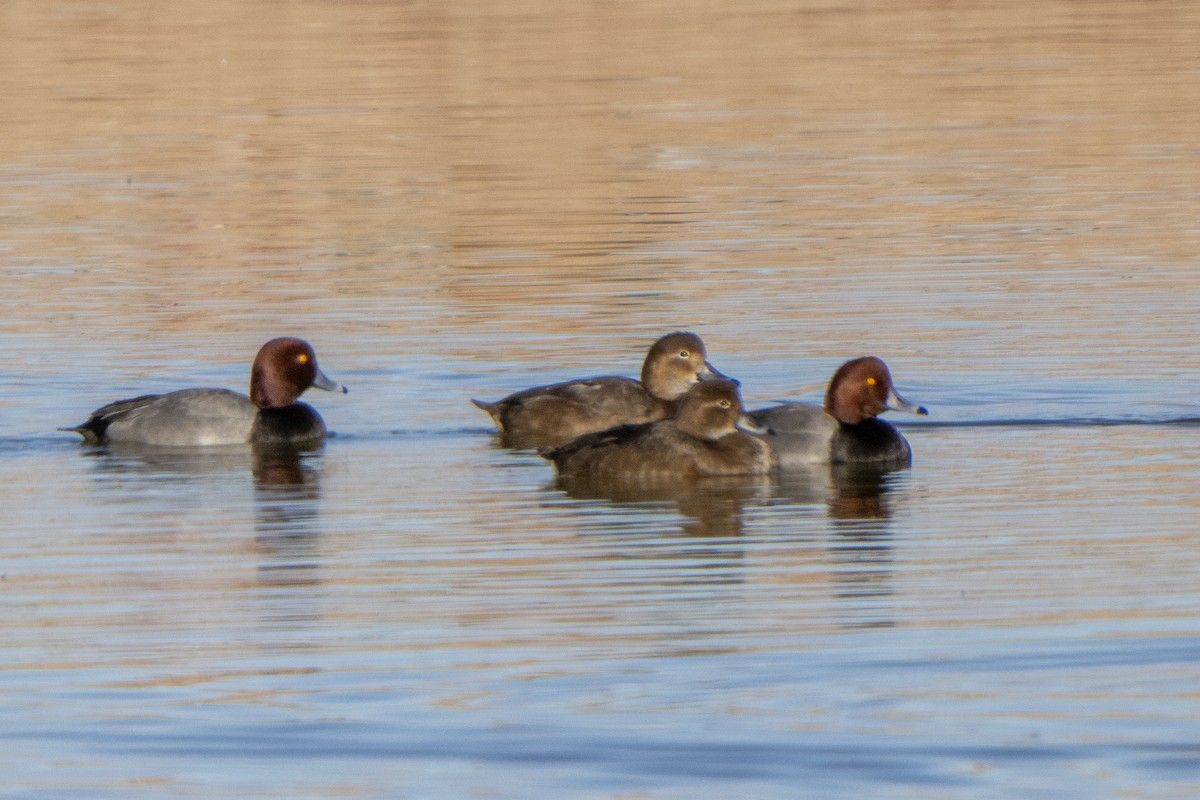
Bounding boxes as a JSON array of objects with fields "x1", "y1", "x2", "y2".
[{"x1": 3, "y1": 1, "x2": 1200, "y2": 798}]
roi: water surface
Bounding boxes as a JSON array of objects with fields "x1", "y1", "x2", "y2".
[{"x1": 2, "y1": 1, "x2": 1200, "y2": 797}]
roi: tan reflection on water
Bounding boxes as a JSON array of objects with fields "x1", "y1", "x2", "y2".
[{"x1": 2, "y1": 0, "x2": 1199, "y2": 363}]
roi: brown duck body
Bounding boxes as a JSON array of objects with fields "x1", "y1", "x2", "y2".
[
  {"x1": 473, "y1": 331, "x2": 729, "y2": 450},
  {"x1": 474, "y1": 376, "x2": 665, "y2": 450},
  {"x1": 544, "y1": 379, "x2": 772, "y2": 480}
]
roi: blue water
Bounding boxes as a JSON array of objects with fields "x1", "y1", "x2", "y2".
[
  {"x1": 3, "y1": 418, "x2": 1199, "y2": 798},
  {"x1": 4, "y1": 1, "x2": 1200, "y2": 797}
]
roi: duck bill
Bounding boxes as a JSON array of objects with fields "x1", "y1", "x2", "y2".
[
  {"x1": 735, "y1": 414, "x2": 768, "y2": 434},
  {"x1": 698, "y1": 361, "x2": 739, "y2": 386},
  {"x1": 313, "y1": 368, "x2": 349, "y2": 394},
  {"x1": 886, "y1": 386, "x2": 927, "y2": 416}
]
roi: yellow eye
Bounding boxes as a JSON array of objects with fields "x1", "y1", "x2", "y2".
[
  {"x1": 297, "y1": 353, "x2": 309, "y2": 364},
  {"x1": 866, "y1": 376, "x2": 877, "y2": 386}
]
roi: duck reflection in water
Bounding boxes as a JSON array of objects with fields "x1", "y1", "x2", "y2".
[
  {"x1": 551, "y1": 455, "x2": 906, "y2": 615},
  {"x1": 782, "y1": 463, "x2": 904, "y2": 631},
  {"x1": 251, "y1": 445, "x2": 324, "y2": 600},
  {"x1": 771, "y1": 462, "x2": 901, "y2": 521},
  {"x1": 554, "y1": 472, "x2": 773, "y2": 538},
  {"x1": 74, "y1": 441, "x2": 327, "y2": 608}
]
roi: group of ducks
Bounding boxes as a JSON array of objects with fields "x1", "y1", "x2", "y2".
[
  {"x1": 63, "y1": 332, "x2": 928, "y2": 481},
  {"x1": 473, "y1": 332, "x2": 927, "y2": 479}
]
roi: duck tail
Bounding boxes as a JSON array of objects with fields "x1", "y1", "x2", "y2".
[
  {"x1": 58, "y1": 421, "x2": 105, "y2": 445},
  {"x1": 471, "y1": 398, "x2": 503, "y2": 426}
]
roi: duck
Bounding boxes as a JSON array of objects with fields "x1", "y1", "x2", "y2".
[
  {"x1": 63, "y1": 337, "x2": 346, "y2": 447},
  {"x1": 473, "y1": 331, "x2": 731, "y2": 449},
  {"x1": 748, "y1": 356, "x2": 926, "y2": 467},
  {"x1": 542, "y1": 378, "x2": 773, "y2": 479}
]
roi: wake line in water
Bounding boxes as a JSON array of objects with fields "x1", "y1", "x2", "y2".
[
  {"x1": 900, "y1": 416, "x2": 1200, "y2": 430},
  {"x1": 23, "y1": 418, "x2": 1200, "y2": 451}
]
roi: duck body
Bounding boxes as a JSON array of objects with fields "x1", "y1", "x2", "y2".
[
  {"x1": 474, "y1": 331, "x2": 729, "y2": 450},
  {"x1": 544, "y1": 379, "x2": 772, "y2": 480},
  {"x1": 749, "y1": 403, "x2": 912, "y2": 468},
  {"x1": 64, "y1": 337, "x2": 345, "y2": 448},
  {"x1": 474, "y1": 376, "x2": 666, "y2": 450},
  {"x1": 749, "y1": 356, "x2": 925, "y2": 468}
]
